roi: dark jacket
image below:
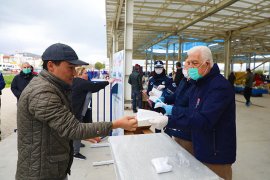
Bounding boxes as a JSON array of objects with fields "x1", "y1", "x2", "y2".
[
  {"x1": 245, "y1": 72, "x2": 254, "y2": 88},
  {"x1": 128, "y1": 70, "x2": 143, "y2": 92},
  {"x1": 16, "y1": 70, "x2": 112, "y2": 179},
  {"x1": 228, "y1": 73, "x2": 236, "y2": 86},
  {"x1": 167, "y1": 64, "x2": 236, "y2": 164},
  {"x1": 174, "y1": 68, "x2": 184, "y2": 86},
  {"x1": 0, "y1": 72, "x2": 5, "y2": 95},
  {"x1": 71, "y1": 78, "x2": 109, "y2": 120},
  {"x1": 165, "y1": 78, "x2": 194, "y2": 141},
  {"x1": 11, "y1": 71, "x2": 35, "y2": 100},
  {"x1": 147, "y1": 71, "x2": 177, "y2": 98}
]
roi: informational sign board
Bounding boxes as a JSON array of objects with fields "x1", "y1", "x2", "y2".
[{"x1": 111, "y1": 50, "x2": 125, "y2": 136}]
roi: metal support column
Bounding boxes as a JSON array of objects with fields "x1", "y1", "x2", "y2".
[
  {"x1": 173, "y1": 43, "x2": 176, "y2": 71},
  {"x1": 253, "y1": 53, "x2": 256, "y2": 70},
  {"x1": 145, "y1": 51, "x2": 148, "y2": 73},
  {"x1": 224, "y1": 32, "x2": 231, "y2": 78},
  {"x1": 178, "y1": 36, "x2": 182, "y2": 63},
  {"x1": 124, "y1": 0, "x2": 133, "y2": 103},
  {"x1": 150, "y1": 46, "x2": 153, "y2": 72},
  {"x1": 165, "y1": 41, "x2": 169, "y2": 74}
]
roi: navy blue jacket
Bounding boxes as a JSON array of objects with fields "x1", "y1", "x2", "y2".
[
  {"x1": 165, "y1": 78, "x2": 194, "y2": 141},
  {"x1": 167, "y1": 64, "x2": 236, "y2": 164},
  {"x1": 147, "y1": 72, "x2": 176, "y2": 98},
  {"x1": 71, "y1": 78, "x2": 109, "y2": 120},
  {"x1": 11, "y1": 71, "x2": 35, "y2": 100}
]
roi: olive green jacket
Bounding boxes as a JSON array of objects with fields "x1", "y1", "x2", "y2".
[{"x1": 16, "y1": 70, "x2": 112, "y2": 180}]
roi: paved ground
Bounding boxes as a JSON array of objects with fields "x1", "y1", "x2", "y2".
[{"x1": 0, "y1": 88, "x2": 270, "y2": 179}]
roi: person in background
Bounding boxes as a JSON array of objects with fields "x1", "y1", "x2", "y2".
[
  {"x1": 128, "y1": 64, "x2": 143, "y2": 113},
  {"x1": 30, "y1": 65, "x2": 38, "y2": 75},
  {"x1": 71, "y1": 66, "x2": 115, "y2": 160},
  {"x1": 0, "y1": 71, "x2": 6, "y2": 141},
  {"x1": 243, "y1": 68, "x2": 254, "y2": 106},
  {"x1": 174, "y1": 61, "x2": 184, "y2": 87},
  {"x1": 147, "y1": 61, "x2": 177, "y2": 100},
  {"x1": 0, "y1": 71, "x2": 5, "y2": 106},
  {"x1": 16, "y1": 43, "x2": 137, "y2": 179},
  {"x1": 228, "y1": 71, "x2": 236, "y2": 87},
  {"x1": 147, "y1": 60, "x2": 176, "y2": 132},
  {"x1": 151, "y1": 46, "x2": 236, "y2": 180},
  {"x1": 11, "y1": 62, "x2": 36, "y2": 101}
]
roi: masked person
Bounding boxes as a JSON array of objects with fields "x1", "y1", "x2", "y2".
[
  {"x1": 147, "y1": 60, "x2": 176, "y2": 132},
  {"x1": 150, "y1": 46, "x2": 236, "y2": 180},
  {"x1": 11, "y1": 62, "x2": 36, "y2": 101}
]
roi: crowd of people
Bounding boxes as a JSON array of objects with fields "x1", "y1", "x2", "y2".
[{"x1": 0, "y1": 43, "x2": 263, "y2": 179}]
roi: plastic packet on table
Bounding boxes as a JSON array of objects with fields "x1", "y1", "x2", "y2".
[
  {"x1": 151, "y1": 157, "x2": 173, "y2": 174},
  {"x1": 173, "y1": 151, "x2": 190, "y2": 167}
]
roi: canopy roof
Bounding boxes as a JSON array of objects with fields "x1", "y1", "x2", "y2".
[{"x1": 106, "y1": 0, "x2": 270, "y2": 62}]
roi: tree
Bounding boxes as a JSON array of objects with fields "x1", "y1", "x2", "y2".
[
  {"x1": 94, "y1": 62, "x2": 105, "y2": 78},
  {"x1": 94, "y1": 62, "x2": 105, "y2": 70}
]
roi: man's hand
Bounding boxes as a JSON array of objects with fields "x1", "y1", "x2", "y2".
[
  {"x1": 149, "y1": 115, "x2": 168, "y2": 130},
  {"x1": 156, "y1": 103, "x2": 173, "y2": 115},
  {"x1": 107, "y1": 78, "x2": 116, "y2": 84},
  {"x1": 163, "y1": 105, "x2": 173, "y2": 115},
  {"x1": 157, "y1": 85, "x2": 165, "y2": 90},
  {"x1": 85, "y1": 137, "x2": 101, "y2": 143},
  {"x1": 112, "y1": 116, "x2": 138, "y2": 131}
]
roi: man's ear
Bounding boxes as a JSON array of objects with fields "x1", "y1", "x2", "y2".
[{"x1": 47, "y1": 61, "x2": 54, "y2": 73}]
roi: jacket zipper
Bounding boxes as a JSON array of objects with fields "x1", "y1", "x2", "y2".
[{"x1": 213, "y1": 128, "x2": 217, "y2": 156}]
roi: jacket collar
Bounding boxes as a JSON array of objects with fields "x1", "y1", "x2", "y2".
[
  {"x1": 39, "y1": 70, "x2": 71, "y2": 92},
  {"x1": 196, "y1": 63, "x2": 220, "y2": 85}
]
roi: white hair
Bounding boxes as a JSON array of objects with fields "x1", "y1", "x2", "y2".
[{"x1": 187, "y1": 46, "x2": 213, "y2": 67}]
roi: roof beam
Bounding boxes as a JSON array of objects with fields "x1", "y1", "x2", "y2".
[
  {"x1": 114, "y1": 0, "x2": 124, "y2": 30},
  {"x1": 232, "y1": 18, "x2": 270, "y2": 35},
  {"x1": 145, "y1": 0, "x2": 239, "y2": 49}
]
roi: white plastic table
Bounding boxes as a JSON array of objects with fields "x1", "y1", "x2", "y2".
[{"x1": 109, "y1": 133, "x2": 220, "y2": 180}]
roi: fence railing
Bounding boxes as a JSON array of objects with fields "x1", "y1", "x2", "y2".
[{"x1": 91, "y1": 81, "x2": 112, "y2": 123}]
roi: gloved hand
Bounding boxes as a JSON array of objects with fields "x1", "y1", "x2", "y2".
[
  {"x1": 163, "y1": 104, "x2": 173, "y2": 115},
  {"x1": 149, "y1": 91, "x2": 154, "y2": 96},
  {"x1": 153, "y1": 96, "x2": 165, "y2": 103},
  {"x1": 149, "y1": 115, "x2": 168, "y2": 130},
  {"x1": 154, "y1": 103, "x2": 173, "y2": 116},
  {"x1": 157, "y1": 85, "x2": 165, "y2": 91}
]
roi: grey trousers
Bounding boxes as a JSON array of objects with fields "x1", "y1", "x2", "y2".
[{"x1": 73, "y1": 139, "x2": 81, "y2": 154}]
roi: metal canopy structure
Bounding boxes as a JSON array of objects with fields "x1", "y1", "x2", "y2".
[{"x1": 106, "y1": 0, "x2": 270, "y2": 63}]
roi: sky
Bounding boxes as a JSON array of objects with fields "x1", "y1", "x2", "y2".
[{"x1": 0, "y1": 0, "x2": 108, "y2": 64}]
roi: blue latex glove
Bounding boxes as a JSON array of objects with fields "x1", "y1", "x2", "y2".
[
  {"x1": 159, "y1": 96, "x2": 165, "y2": 102},
  {"x1": 163, "y1": 104, "x2": 173, "y2": 115},
  {"x1": 154, "y1": 97, "x2": 165, "y2": 103}
]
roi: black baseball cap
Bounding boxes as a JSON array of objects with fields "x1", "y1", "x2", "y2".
[
  {"x1": 41, "y1": 43, "x2": 89, "y2": 65},
  {"x1": 154, "y1": 60, "x2": 164, "y2": 68}
]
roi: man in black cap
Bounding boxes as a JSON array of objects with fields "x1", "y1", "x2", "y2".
[{"x1": 16, "y1": 43, "x2": 137, "y2": 180}]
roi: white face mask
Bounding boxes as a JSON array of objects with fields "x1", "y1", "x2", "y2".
[
  {"x1": 182, "y1": 69, "x2": 189, "y2": 78},
  {"x1": 155, "y1": 68, "x2": 163, "y2": 74}
]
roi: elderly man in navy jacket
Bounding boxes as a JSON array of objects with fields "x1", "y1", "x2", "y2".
[{"x1": 151, "y1": 46, "x2": 236, "y2": 180}]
